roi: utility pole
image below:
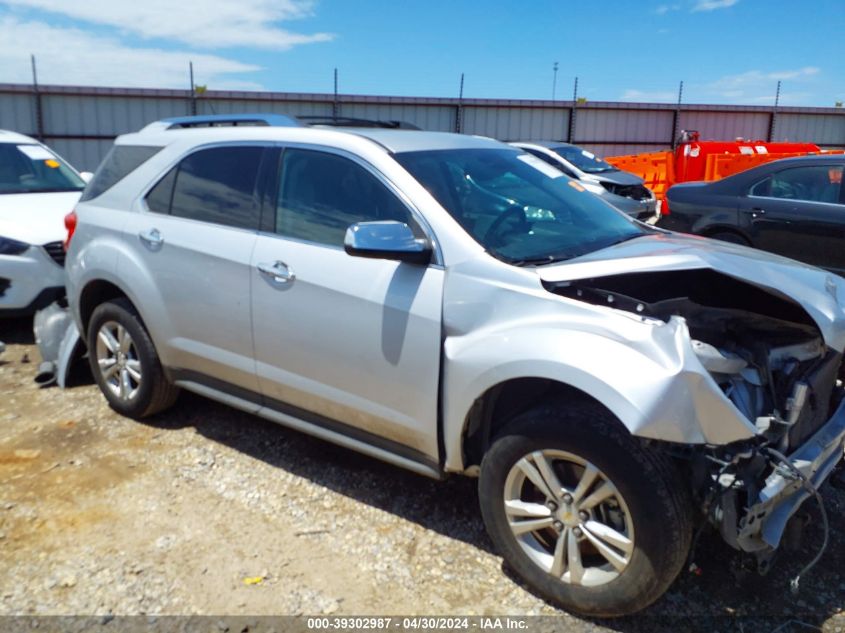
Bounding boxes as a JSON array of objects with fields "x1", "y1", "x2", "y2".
[
  {"x1": 671, "y1": 80, "x2": 684, "y2": 148},
  {"x1": 30, "y1": 54, "x2": 44, "y2": 141},
  {"x1": 455, "y1": 72, "x2": 465, "y2": 133},
  {"x1": 568, "y1": 76, "x2": 578, "y2": 143},
  {"x1": 188, "y1": 61, "x2": 197, "y2": 115},
  {"x1": 768, "y1": 80, "x2": 781, "y2": 142},
  {"x1": 552, "y1": 61, "x2": 559, "y2": 101},
  {"x1": 333, "y1": 68, "x2": 339, "y2": 120}
]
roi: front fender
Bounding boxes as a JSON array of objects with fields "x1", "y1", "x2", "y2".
[{"x1": 442, "y1": 315, "x2": 758, "y2": 472}]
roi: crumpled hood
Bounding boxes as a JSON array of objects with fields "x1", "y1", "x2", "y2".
[
  {"x1": 538, "y1": 232, "x2": 845, "y2": 351},
  {"x1": 0, "y1": 191, "x2": 81, "y2": 245}
]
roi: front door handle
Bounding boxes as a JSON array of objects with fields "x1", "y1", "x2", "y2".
[
  {"x1": 139, "y1": 228, "x2": 164, "y2": 248},
  {"x1": 742, "y1": 207, "x2": 766, "y2": 216},
  {"x1": 257, "y1": 261, "x2": 296, "y2": 284}
]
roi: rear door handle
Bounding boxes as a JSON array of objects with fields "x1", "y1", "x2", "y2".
[
  {"x1": 139, "y1": 228, "x2": 164, "y2": 247},
  {"x1": 742, "y1": 207, "x2": 766, "y2": 216},
  {"x1": 257, "y1": 260, "x2": 296, "y2": 284}
]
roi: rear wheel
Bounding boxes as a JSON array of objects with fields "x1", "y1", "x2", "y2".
[
  {"x1": 87, "y1": 298, "x2": 179, "y2": 418},
  {"x1": 479, "y1": 401, "x2": 692, "y2": 617}
]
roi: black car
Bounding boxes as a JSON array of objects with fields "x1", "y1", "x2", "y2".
[{"x1": 658, "y1": 155, "x2": 845, "y2": 273}]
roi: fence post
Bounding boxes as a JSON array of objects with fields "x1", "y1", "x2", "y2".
[
  {"x1": 31, "y1": 55, "x2": 45, "y2": 141},
  {"x1": 332, "y1": 68, "x2": 340, "y2": 120},
  {"x1": 188, "y1": 61, "x2": 197, "y2": 115},
  {"x1": 768, "y1": 80, "x2": 781, "y2": 142},
  {"x1": 455, "y1": 73, "x2": 465, "y2": 133},
  {"x1": 671, "y1": 80, "x2": 684, "y2": 149},
  {"x1": 567, "y1": 76, "x2": 578, "y2": 142}
]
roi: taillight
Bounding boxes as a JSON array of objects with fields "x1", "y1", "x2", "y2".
[{"x1": 64, "y1": 211, "x2": 77, "y2": 251}]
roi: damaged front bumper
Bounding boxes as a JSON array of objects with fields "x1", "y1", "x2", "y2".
[
  {"x1": 32, "y1": 301, "x2": 84, "y2": 388},
  {"x1": 732, "y1": 398, "x2": 845, "y2": 554}
]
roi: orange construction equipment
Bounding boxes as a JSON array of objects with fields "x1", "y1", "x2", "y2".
[{"x1": 605, "y1": 131, "x2": 842, "y2": 214}]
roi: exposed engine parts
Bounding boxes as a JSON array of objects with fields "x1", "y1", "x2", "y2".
[{"x1": 549, "y1": 268, "x2": 845, "y2": 588}]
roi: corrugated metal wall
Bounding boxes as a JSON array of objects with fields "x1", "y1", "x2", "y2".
[
  {"x1": 461, "y1": 106, "x2": 569, "y2": 140},
  {"x1": 775, "y1": 113, "x2": 845, "y2": 145},
  {"x1": 1, "y1": 83, "x2": 843, "y2": 171},
  {"x1": 678, "y1": 110, "x2": 771, "y2": 141}
]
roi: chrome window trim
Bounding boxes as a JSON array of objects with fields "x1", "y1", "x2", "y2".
[
  {"x1": 136, "y1": 140, "x2": 276, "y2": 216},
  {"x1": 746, "y1": 193, "x2": 845, "y2": 208}
]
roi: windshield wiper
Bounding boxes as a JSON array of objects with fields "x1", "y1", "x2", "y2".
[{"x1": 507, "y1": 255, "x2": 568, "y2": 267}]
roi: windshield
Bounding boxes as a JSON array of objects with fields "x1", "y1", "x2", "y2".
[
  {"x1": 0, "y1": 143, "x2": 85, "y2": 194},
  {"x1": 551, "y1": 145, "x2": 617, "y2": 174},
  {"x1": 395, "y1": 148, "x2": 647, "y2": 265}
]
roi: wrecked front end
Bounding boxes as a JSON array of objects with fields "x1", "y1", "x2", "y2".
[{"x1": 544, "y1": 263, "x2": 845, "y2": 573}]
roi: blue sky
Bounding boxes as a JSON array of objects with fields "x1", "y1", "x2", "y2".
[{"x1": 0, "y1": 0, "x2": 842, "y2": 107}]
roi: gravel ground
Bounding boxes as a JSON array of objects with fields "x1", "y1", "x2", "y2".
[{"x1": 1, "y1": 317, "x2": 844, "y2": 632}]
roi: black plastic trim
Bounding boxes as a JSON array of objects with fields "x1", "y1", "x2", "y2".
[
  {"x1": 0, "y1": 285, "x2": 64, "y2": 317},
  {"x1": 169, "y1": 368, "x2": 441, "y2": 473}
]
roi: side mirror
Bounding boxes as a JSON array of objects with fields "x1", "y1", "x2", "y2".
[
  {"x1": 344, "y1": 221, "x2": 432, "y2": 265},
  {"x1": 80, "y1": 172, "x2": 94, "y2": 183}
]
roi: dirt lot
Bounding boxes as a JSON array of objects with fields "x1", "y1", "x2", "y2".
[{"x1": 1, "y1": 317, "x2": 844, "y2": 632}]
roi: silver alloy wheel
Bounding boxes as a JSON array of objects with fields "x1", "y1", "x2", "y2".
[
  {"x1": 95, "y1": 320, "x2": 142, "y2": 402},
  {"x1": 504, "y1": 449, "x2": 635, "y2": 587}
]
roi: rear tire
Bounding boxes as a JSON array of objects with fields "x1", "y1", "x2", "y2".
[
  {"x1": 479, "y1": 401, "x2": 692, "y2": 617},
  {"x1": 87, "y1": 298, "x2": 179, "y2": 418}
]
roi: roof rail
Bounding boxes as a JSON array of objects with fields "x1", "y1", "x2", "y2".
[
  {"x1": 136, "y1": 113, "x2": 423, "y2": 135},
  {"x1": 298, "y1": 116, "x2": 421, "y2": 130},
  {"x1": 161, "y1": 113, "x2": 302, "y2": 129},
  {"x1": 139, "y1": 113, "x2": 303, "y2": 133}
]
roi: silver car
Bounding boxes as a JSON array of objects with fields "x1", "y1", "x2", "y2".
[
  {"x1": 65, "y1": 114, "x2": 845, "y2": 617},
  {"x1": 511, "y1": 141, "x2": 657, "y2": 220}
]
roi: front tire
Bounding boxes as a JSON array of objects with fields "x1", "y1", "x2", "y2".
[
  {"x1": 87, "y1": 298, "x2": 179, "y2": 418},
  {"x1": 479, "y1": 401, "x2": 692, "y2": 617}
]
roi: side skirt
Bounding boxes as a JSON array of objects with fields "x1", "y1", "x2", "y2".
[{"x1": 171, "y1": 370, "x2": 444, "y2": 481}]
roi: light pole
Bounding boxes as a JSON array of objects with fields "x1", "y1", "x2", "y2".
[{"x1": 552, "y1": 61, "x2": 559, "y2": 101}]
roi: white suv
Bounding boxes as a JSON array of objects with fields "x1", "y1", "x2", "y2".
[
  {"x1": 65, "y1": 114, "x2": 845, "y2": 616},
  {"x1": 0, "y1": 130, "x2": 87, "y2": 315}
]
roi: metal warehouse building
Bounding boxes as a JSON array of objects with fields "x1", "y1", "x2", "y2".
[{"x1": 1, "y1": 82, "x2": 844, "y2": 171}]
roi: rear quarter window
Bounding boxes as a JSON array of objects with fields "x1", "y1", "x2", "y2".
[{"x1": 80, "y1": 145, "x2": 162, "y2": 201}]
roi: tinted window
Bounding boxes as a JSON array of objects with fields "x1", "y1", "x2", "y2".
[
  {"x1": 276, "y1": 149, "x2": 413, "y2": 246},
  {"x1": 80, "y1": 145, "x2": 162, "y2": 201},
  {"x1": 749, "y1": 176, "x2": 771, "y2": 197},
  {"x1": 0, "y1": 143, "x2": 85, "y2": 194},
  {"x1": 170, "y1": 146, "x2": 263, "y2": 229},
  {"x1": 145, "y1": 167, "x2": 177, "y2": 214},
  {"x1": 767, "y1": 165, "x2": 843, "y2": 203}
]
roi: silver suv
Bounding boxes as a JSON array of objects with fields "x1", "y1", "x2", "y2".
[
  {"x1": 511, "y1": 141, "x2": 657, "y2": 220},
  {"x1": 66, "y1": 114, "x2": 845, "y2": 617}
]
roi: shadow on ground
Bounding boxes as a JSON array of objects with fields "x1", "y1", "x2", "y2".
[
  {"x1": 1, "y1": 317, "x2": 35, "y2": 345},
  {"x1": 130, "y1": 392, "x2": 845, "y2": 632}
]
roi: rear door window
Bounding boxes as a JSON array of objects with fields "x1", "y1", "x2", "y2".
[{"x1": 147, "y1": 146, "x2": 264, "y2": 230}]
